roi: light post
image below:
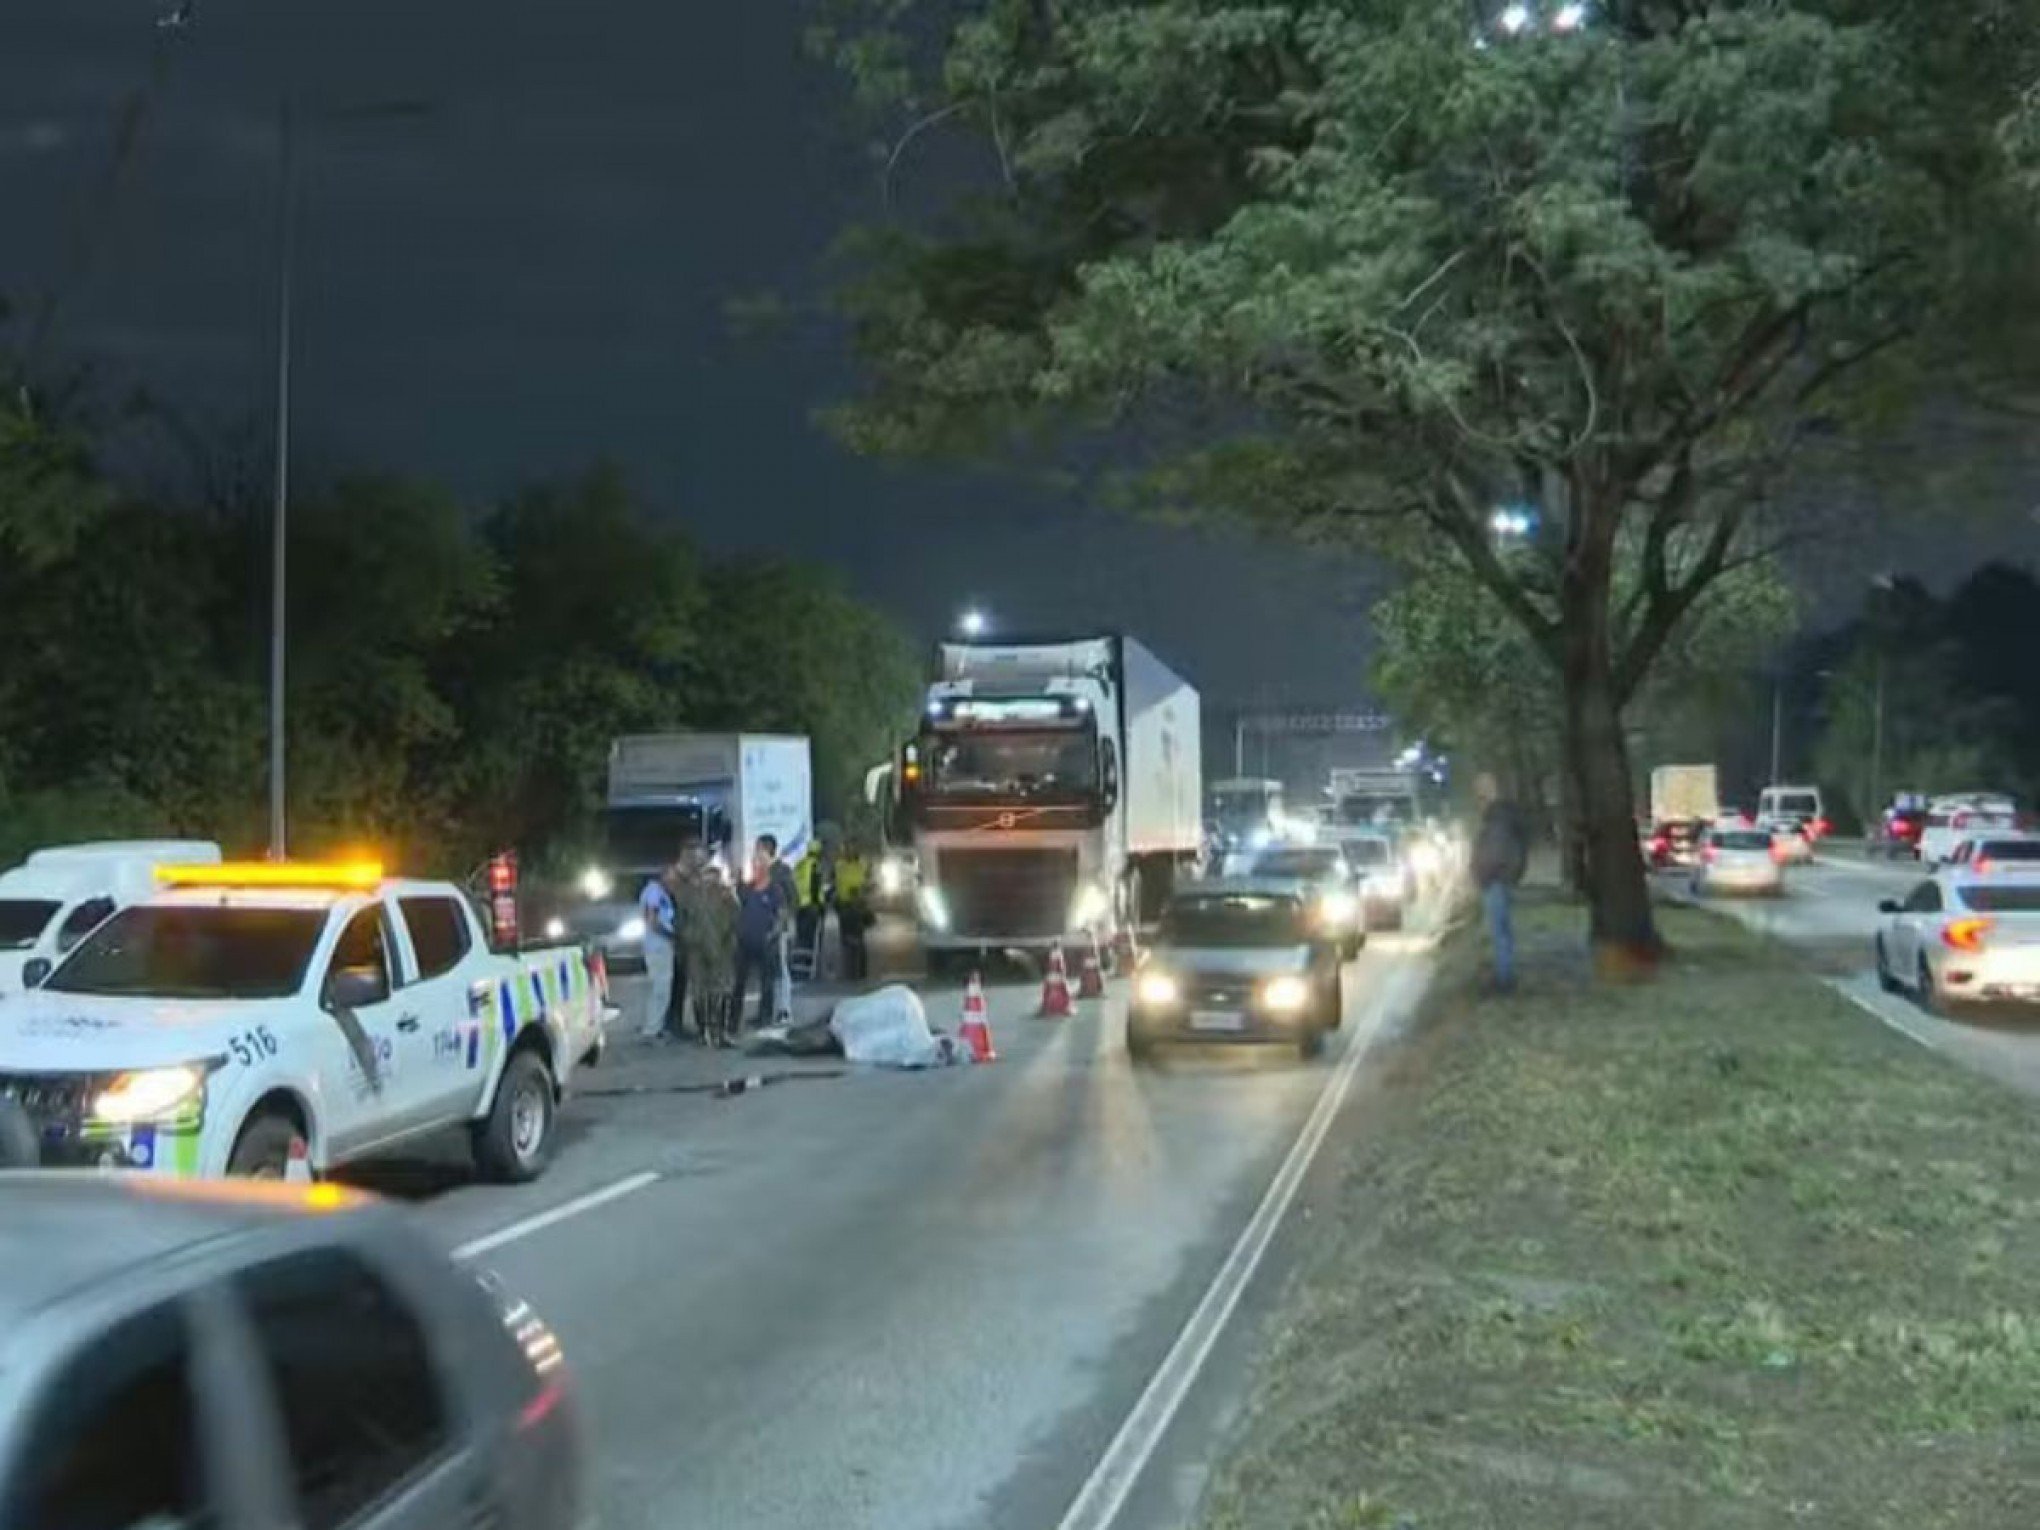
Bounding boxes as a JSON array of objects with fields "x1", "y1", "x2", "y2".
[{"x1": 958, "y1": 607, "x2": 988, "y2": 638}]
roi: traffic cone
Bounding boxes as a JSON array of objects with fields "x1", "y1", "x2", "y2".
[
  {"x1": 1078, "y1": 933, "x2": 1106, "y2": 1000},
  {"x1": 588, "y1": 948, "x2": 611, "y2": 1005},
  {"x1": 1038, "y1": 942, "x2": 1074, "y2": 1018},
  {"x1": 284, "y1": 1136, "x2": 312, "y2": 1185},
  {"x1": 959, "y1": 971, "x2": 997, "y2": 1062}
]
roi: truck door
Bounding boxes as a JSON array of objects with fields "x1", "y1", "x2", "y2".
[
  {"x1": 317, "y1": 902, "x2": 432, "y2": 1156},
  {"x1": 393, "y1": 893, "x2": 488, "y2": 1124}
]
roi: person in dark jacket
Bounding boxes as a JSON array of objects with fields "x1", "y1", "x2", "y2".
[
  {"x1": 734, "y1": 836, "x2": 794, "y2": 1032},
  {"x1": 1472, "y1": 773, "x2": 1529, "y2": 992}
]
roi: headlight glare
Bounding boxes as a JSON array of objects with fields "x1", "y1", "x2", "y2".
[
  {"x1": 579, "y1": 867, "x2": 613, "y2": 900},
  {"x1": 1261, "y1": 975, "x2": 1311, "y2": 1014},
  {"x1": 1070, "y1": 883, "x2": 1111, "y2": 929},
  {"x1": 1318, "y1": 890, "x2": 1358, "y2": 927},
  {"x1": 878, "y1": 858, "x2": 905, "y2": 896},
  {"x1": 93, "y1": 1065, "x2": 204, "y2": 1124},
  {"x1": 617, "y1": 916, "x2": 647, "y2": 943},
  {"x1": 1136, "y1": 971, "x2": 1181, "y2": 1007},
  {"x1": 918, "y1": 885, "x2": 951, "y2": 931}
]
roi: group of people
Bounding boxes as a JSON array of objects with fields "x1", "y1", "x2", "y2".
[{"x1": 636, "y1": 831, "x2": 878, "y2": 1046}]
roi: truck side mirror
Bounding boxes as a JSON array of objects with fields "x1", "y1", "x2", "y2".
[
  {"x1": 21, "y1": 958, "x2": 52, "y2": 989},
  {"x1": 323, "y1": 965, "x2": 389, "y2": 1011},
  {"x1": 1100, "y1": 741, "x2": 1121, "y2": 813}
]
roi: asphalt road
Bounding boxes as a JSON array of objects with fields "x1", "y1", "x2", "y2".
[
  {"x1": 365, "y1": 923, "x2": 1439, "y2": 1530},
  {"x1": 1667, "y1": 851, "x2": 2040, "y2": 1099}
]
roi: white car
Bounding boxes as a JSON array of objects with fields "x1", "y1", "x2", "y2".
[
  {"x1": 1918, "y1": 797, "x2": 2020, "y2": 866},
  {"x1": 1943, "y1": 834, "x2": 2040, "y2": 876},
  {"x1": 1338, "y1": 833, "x2": 1413, "y2": 930},
  {"x1": 1874, "y1": 871, "x2": 2040, "y2": 1011},
  {"x1": 1238, "y1": 843, "x2": 1364, "y2": 958},
  {"x1": 1689, "y1": 827, "x2": 1785, "y2": 896},
  {"x1": 0, "y1": 841, "x2": 221, "y2": 1001},
  {"x1": 0, "y1": 860, "x2": 607, "y2": 1183}
]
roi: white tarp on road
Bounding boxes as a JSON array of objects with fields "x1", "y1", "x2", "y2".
[{"x1": 829, "y1": 984, "x2": 968, "y2": 1068}]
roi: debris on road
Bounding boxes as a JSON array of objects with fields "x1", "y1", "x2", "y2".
[{"x1": 831, "y1": 983, "x2": 977, "y2": 1068}]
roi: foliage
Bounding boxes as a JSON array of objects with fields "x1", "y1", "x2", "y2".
[{"x1": 815, "y1": 0, "x2": 2040, "y2": 946}]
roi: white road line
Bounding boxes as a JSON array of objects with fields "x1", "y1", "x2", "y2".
[
  {"x1": 451, "y1": 1170, "x2": 661, "y2": 1263},
  {"x1": 1826, "y1": 977, "x2": 1938, "y2": 1053},
  {"x1": 1055, "y1": 955, "x2": 1431, "y2": 1530}
]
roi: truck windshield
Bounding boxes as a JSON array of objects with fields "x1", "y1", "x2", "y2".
[
  {"x1": 925, "y1": 727, "x2": 1096, "y2": 798},
  {"x1": 1334, "y1": 793, "x2": 1413, "y2": 826},
  {"x1": 45, "y1": 907, "x2": 328, "y2": 1000},
  {"x1": 601, "y1": 803, "x2": 709, "y2": 873},
  {"x1": 0, "y1": 899, "x2": 59, "y2": 951},
  {"x1": 1210, "y1": 790, "x2": 1277, "y2": 834},
  {"x1": 1162, "y1": 895, "x2": 1309, "y2": 948}
]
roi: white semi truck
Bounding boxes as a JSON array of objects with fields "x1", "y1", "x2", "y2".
[
  {"x1": 900, "y1": 635, "x2": 1201, "y2": 968},
  {"x1": 553, "y1": 733, "x2": 813, "y2": 968}
]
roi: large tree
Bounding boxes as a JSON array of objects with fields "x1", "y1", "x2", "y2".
[{"x1": 815, "y1": 0, "x2": 2040, "y2": 954}]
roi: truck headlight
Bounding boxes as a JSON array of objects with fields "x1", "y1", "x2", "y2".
[
  {"x1": 617, "y1": 916, "x2": 647, "y2": 943},
  {"x1": 580, "y1": 867, "x2": 613, "y2": 900},
  {"x1": 918, "y1": 886, "x2": 951, "y2": 931},
  {"x1": 878, "y1": 857, "x2": 905, "y2": 897},
  {"x1": 1136, "y1": 971, "x2": 1180, "y2": 1007},
  {"x1": 1070, "y1": 883, "x2": 1111, "y2": 929},
  {"x1": 1261, "y1": 975, "x2": 1311, "y2": 1014},
  {"x1": 543, "y1": 917, "x2": 567, "y2": 940},
  {"x1": 1318, "y1": 891, "x2": 1358, "y2": 928},
  {"x1": 93, "y1": 1065, "x2": 204, "y2": 1124},
  {"x1": 1408, "y1": 843, "x2": 1441, "y2": 876}
]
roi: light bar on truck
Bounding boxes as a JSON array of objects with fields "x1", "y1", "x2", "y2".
[{"x1": 156, "y1": 860, "x2": 385, "y2": 890}]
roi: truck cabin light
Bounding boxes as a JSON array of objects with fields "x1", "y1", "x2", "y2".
[
  {"x1": 1941, "y1": 917, "x2": 1993, "y2": 953},
  {"x1": 157, "y1": 860, "x2": 383, "y2": 891}
]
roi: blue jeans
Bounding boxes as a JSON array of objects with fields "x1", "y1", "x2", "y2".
[{"x1": 1481, "y1": 881, "x2": 1515, "y2": 990}]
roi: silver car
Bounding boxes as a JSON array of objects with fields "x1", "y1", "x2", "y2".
[{"x1": 0, "y1": 1173, "x2": 582, "y2": 1530}]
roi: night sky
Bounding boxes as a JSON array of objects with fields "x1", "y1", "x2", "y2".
[{"x1": 5, "y1": 2, "x2": 2035, "y2": 712}]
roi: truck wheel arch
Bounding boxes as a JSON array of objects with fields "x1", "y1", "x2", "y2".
[
  {"x1": 497, "y1": 1025, "x2": 559, "y2": 1105},
  {"x1": 229, "y1": 1088, "x2": 315, "y2": 1166}
]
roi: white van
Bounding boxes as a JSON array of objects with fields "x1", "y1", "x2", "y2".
[
  {"x1": 0, "y1": 841, "x2": 221, "y2": 999},
  {"x1": 1757, "y1": 785, "x2": 1828, "y2": 839}
]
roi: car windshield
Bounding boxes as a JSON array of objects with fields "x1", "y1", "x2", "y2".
[
  {"x1": 1715, "y1": 832, "x2": 1773, "y2": 851},
  {"x1": 1342, "y1": 839, "x2": 1393, "y2": 868},
  {"x1": 45, "y1": 906, "x2": 328, "y2": 1000},
  {"x1": 1248, "y1": 847, "x2": 1342, "y2": 880},
  {"x1": 1959, "y1": 885, "x2": 2040, "y2": 912},
  {"x1": 924, "y1": 727, "x2": 1097, "y2": 798},
  {"x1": 0, "y1": 899, "x2": 59, "y2": 952},
  {"x1": 1770, "y1": 794, "x2": 1819, "y2": 817},
  {"x1": 1333, "y1": 792, "x2": 1414, "y2": 826},
  {"x1": 1161, "y1": 895, "x2": 1309, "y2": 948}
]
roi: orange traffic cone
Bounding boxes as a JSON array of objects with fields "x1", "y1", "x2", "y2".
[
  {"x1": 1039, "y1": 942, "x2": 1074, "y2": 1018},
  {"x1": 1078, "y1": 933, "x2": 1106, "y2": 1000},
  {"x1": 959, "y1": 971, "x2": 997, "y2": 1062},
  {"x1": 284, "y1": 1135, "x2": 313, "y2": 1185},
  {"x1": 588, "y1": 949, "x2": 611, "y2": 1006}
]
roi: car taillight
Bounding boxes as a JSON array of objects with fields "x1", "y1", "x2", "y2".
[
  {"x1": 1770, "y1": 840, "x2": 1787, "y2": 864},
  {"x1": 1812, "y1": 817, "x2": 1831, "y2": 838},
  {"x1": 1974, "y1": 857, "x2": 1993, "y2": 875},
  {"x1": 1702, "y1": 845, "x2": 1719, "y2": 864},
  {"x1": 1942, "y1": 918, "x2": 1993, "y2": 953}
]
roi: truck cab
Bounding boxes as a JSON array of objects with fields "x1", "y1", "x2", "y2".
[{"x1": 0, "y1": 842, "x2": 221, "y2": 1003}]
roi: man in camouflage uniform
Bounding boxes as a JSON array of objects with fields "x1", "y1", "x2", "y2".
[{"x1": 682, "y1": 857, "x2": 740, "y2": 1047}]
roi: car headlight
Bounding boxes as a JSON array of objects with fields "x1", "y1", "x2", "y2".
[
  {"x1": 1408, "y1": 844, "x2": 1441, "y2": 875},
  {"x1": 617, "y1": 916, "x2": 647, "y2": 943},
  {"x1": 1318, "y1": 890, "x2": 1358, "y2": 927},
  {"x1": 93, "y1": 1065, "x2": 204, "y2": 1124},
  {"x1": 579, "y1": 867, "x2": 613, "y2": 901},
  {"x1": 878, "y1": 858, "x2": 905, "y2": 896},
  {"x1": 1364, "y1": 874, "x2": 1399, "y2": 897},
  {"x1": 1136, "y1": 971, "x2": 1180, "y2": 1007},
  {"x1": 543, "y1": 916, "x2": 567, "y2": 940},
  {"x1": 1070, "y1": 883, "x2": 1112, "y2": 929},
  {"x1": 1261, "y1": 975, "x2": 1311, "y2": 1013},
  {"x1": 918, "y1": 885, "x2": 951, "y2": 931}
]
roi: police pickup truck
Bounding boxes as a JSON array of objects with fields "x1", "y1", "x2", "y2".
[{"x1": 0, "y1": 861, "x2": 606, "y2": 1183}]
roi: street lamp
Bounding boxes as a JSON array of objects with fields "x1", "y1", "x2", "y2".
[
  {"x1": 958, "y1": 608, "x2": 988, "y2": 638},
  {"x1": 1498, "y1": 3, "x2": 1533, "y2": 34}
]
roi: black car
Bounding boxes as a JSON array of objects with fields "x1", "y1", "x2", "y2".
[{"x1": 1127, "y1": 881, "x2": 1343, "y2": 1062}]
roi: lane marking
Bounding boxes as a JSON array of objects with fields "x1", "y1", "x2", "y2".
[
  {"x1": 1056, "y1": 952, "x2": 1432, "y2": 1530},
  {"x1": 451, "y1": 1170, "x2": 661, "y2": 1262},
  {"x1": 1827, "y1": 976, "x2": 1939, "y2": 1053}
]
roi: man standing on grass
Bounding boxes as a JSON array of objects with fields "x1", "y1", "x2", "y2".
[{"x1": 1472, "y1": 773, "x2": 1528, "y2": 993}]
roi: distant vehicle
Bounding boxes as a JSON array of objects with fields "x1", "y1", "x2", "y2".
[
  {"x1": 1918, "y1": 794, "x2": 2019, "y2": 867},
  {"x1": 1206, "y1": 777, "x2": 1286, "y2": 856},
  {"x1": 1647, "y1": 818, "x2": 1705, "y2": 869},
  {"x1": 1757, "y1": 784, "x2": 1830, "y2": 841},
  {"x1": 1238, "y1": 843, "x2": 1362, "y2": 958},
  {"x1": 1771, "y1": 821, "x2": 1816, "y2": 865},
  {"x1": 0, "y1": 841, "x2": 221, "y2": 1002},
  {"x1": 903, "y1": 634, "x2": 1202, "y2": 968},
  {"x1": 1650, "y1": 765, "x2": 1720, "y2": 828},
  {"x1": 1876, "y1": 872, "x2": 2040, "y2": 1011},
  {"x1": 1872, "y1": 803, "x2": 1928, "y2": 860},
  {"x1": 1689, "y1": 827, "x2": 1785, "y2": 898},
  {"x1": 1339, "y1": 833, "x2": 1412, "y2": 930},
  {"x1": 1127, "y1": 881, "x2": 1342, "y2": 1062},
  {"x1": 1942, "y1": 834, "x2": 2040, "y2": 875},
  {"x1": 553, "y1": 733, "x2": 813, "y2": 968},
  {"x1": 0, "y1": 860, "x2": 606, "y2": 1183},
  {"x1": 0, "y1": 1174, "x2": 582, "y2": 1530}
]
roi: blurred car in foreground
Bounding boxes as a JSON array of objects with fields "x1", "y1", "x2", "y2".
[
  {"x1": 0, "y1": 1173, "x2": 581, "y2": 1530},
  {"x1": 1128, "y1": 881, "x2": 1342, "y2": 1062},
  {"x1": 1875, "y1": 872, "x2": 2040, "y2": 1012},
  {"x1": 1689, "y1": 827, "x2": 1785, "y2": 897},
  {"x1": 1238, "y1": 843, "x2": 1363, "y2": 958},
  {"x1": 1338, "y1": 833, "x2": 1412, "y2": 930}
]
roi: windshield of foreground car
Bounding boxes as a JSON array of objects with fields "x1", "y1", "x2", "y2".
[
  {"x1": 0, "y1": 899, "x2": 60, "y2": 952},
  {"x1": 1161, "y1": 895, "x2": 1310, "y2": 948},
  {"x1": 45, "y1": 906, "x2": 329, "y2": 1000}
]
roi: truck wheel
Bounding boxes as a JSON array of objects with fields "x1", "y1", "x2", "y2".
[
  {"x1": 228, "y1": 1112, "x2": 302, "y2": 1179},
  {"x1": 474, "y1": 1049, "x2": 556, "y2": 1183}
]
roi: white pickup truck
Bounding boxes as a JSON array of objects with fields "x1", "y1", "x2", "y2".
[{"x1": 0, "y1": 862, "x2": 606, "y2": 1183}]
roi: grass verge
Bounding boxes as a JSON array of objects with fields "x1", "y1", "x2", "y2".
[{"x1": 1200, "y1": 892, "x2": 2040, "y2": 1529}]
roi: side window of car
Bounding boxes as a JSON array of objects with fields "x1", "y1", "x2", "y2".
[
  {"x1": 398, "y1": 896, "x2": 471, "y2": 981},
  {"x1": 235, "y1": 1249, "x2": 450, "y2": 1530},
  {"x1": 56, "y1": 897, "x2": 117, "y2": 953},
  {"x1": 1903, "y1": 881, "x2": 1943, "y2": 915},
  {"x1": 328, "y1": 907, "x2": 393, "y2": 986},
  {"x1": 5, "y1": 1301, "x2": 211, "y2": 1530}
]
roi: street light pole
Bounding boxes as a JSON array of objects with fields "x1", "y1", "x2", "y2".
[
  {"x1": 267, "y1": 95, "x2": 297, "y2": 861},
  {"x1": 1869, "y1": 653, "x2": 1886, "y2": 818},
  {"x1": 1769, "y1": 681, "x2": 1782, "y2": 789}
]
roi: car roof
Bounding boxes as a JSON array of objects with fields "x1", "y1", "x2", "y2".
[
  {"x1": 1176, "y1": 878, "x2": 1311, "y2": 901},
  {"x1": 0, "y1": 1173, "x2": 381, "y2": 1328}
]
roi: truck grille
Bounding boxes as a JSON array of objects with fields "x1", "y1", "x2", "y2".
[{"x1": 938, "y1": 848, "x2": 1079, "y2": 940}]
